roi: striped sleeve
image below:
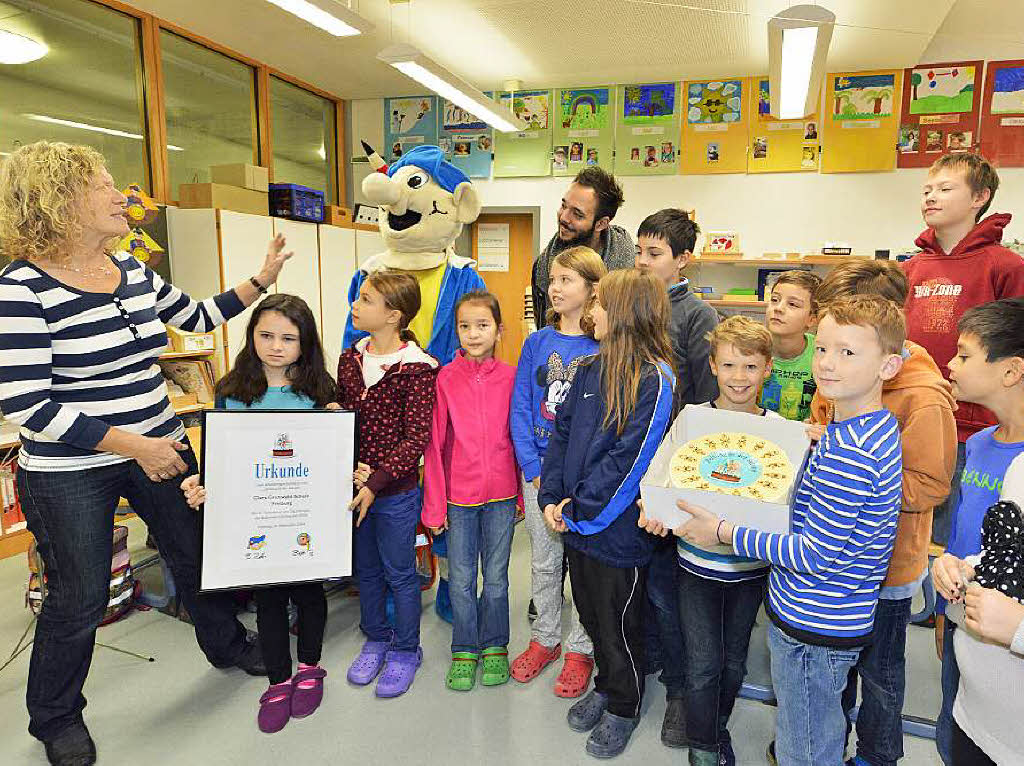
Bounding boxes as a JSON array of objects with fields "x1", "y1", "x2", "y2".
[
  {"x1": 0, "y1": 280, "x2": 110, "y2": 449},
  {"x1": 733, "y1": 428, "x2": 886, "y2": 573},
  {"x1": 135, "y1": 257, "x2": 244, "y2": 331},
  {"x1": 563, "y1": 363, "x2": 674, "y2": 535}
]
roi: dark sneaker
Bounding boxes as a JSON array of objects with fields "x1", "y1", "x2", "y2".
[
  {"x1": 44, "y1": 720, "x2": 96, "y2": 766},
  {"x1": 661, "y1": 697, "x2": 687, "y2": 748},
  {"x1": 233, "y1": 632, "x2": 267, "y2": 676}
]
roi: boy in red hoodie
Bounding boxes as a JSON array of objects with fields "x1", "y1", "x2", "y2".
[
  {"x1": 810, "y1": 260, "x2": 957, "y2": 766},
  {"x1": 903, "y1": 153, "x2": 1024, "y2": 551}
]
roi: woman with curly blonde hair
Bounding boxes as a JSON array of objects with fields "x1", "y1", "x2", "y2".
[{"x1": 0, "y1": 142, "x2": 293, "y2": 766}]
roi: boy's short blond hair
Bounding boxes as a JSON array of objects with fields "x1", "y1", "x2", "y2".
[
  {"x1": 823, "y1": 295, "x2": 906, "y2": 356},
  {"x1": 771, "y1": 270, "x2": 823, "y2": 313},
  {"x1": 706, "y1": 315, "x2": 773, "y2": 361},
  {"x1": 929, "y1": 152, "x2": 999, "y2": 220},
  {"x1": 815, "y1": 260, "x2": 909, "y2": 309}
]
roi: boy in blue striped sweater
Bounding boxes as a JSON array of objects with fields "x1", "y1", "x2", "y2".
[{"x1": 678, "y1": 295, "x2": 906, "y2": 766}]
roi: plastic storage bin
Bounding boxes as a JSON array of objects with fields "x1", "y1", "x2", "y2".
[{"x1": 268, "y1": 183, "x2": 325, "y2": 223}]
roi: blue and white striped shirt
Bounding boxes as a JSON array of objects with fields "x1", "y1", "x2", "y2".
[
  {"x1": 732, "y1": 409, "x2": 902, "y2": 646},
  {"x1": 0, "y1": 253, "x2": 244, "y2": 471}
]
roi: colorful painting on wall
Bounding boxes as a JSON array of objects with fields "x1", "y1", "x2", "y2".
[
  {"x1": 908, "y1": 64, "x2": 976, "y2": 114},
  {"x1": 615, "y1": 82, "x2": 681, "y2": 176},
  {"x1": 687, "y1": 80, "x2": 742, "y2": 124},
  {"x1": 559, "y1": 88, "x2": 610, "y2": 130},
  {"x1": 832, "y1": 74, "x2": 896, "y2": 120},
  {"x1": 622, "y1": 83, "x2": 675, "y2": 122},
  {"x1": 992, "y1": 65, "x2": 1024, "y2": 114}
]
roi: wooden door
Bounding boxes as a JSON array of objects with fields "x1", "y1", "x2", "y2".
[{"x1": 471, "y1": 213, "x2": 534, "y2": 367}]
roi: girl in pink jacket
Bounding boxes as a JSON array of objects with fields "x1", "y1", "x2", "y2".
[{"x1": 423, "y1": 290, "x2": 522, "y2": 692}]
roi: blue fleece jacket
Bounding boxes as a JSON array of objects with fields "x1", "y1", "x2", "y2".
[
  {"x1": 538, "y1": 356, "x2": 674, "y2": 568},
  {"x1": 343, "y1": 260, "x2": 486, "y2": 365},
  {"x1": 510, "y1": 327, "x2": 599, "y2": 482}
]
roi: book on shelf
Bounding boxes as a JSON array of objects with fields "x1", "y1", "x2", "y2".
[{"x1": 159, "y1": 359, "x2": 215, "y2": 404}]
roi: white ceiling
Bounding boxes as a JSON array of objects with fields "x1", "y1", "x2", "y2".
[{"x1": 59, "y1": 0, "x2": 1024, "y2": 99}]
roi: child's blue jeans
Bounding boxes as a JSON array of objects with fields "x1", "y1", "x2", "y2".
[{"x1": 768, "y1": 623, "x2": 861, "y2": 766}]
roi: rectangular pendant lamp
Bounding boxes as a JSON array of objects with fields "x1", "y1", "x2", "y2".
[
  {"x1": 265, "y1": 0, "x2": 372, "y2": 37},
  {"x1": 377, "y1": 44, "x2": 527, "y2": 133},
  {"x1": 768, "y1": 4, "x2": 835, "y2": 120}
]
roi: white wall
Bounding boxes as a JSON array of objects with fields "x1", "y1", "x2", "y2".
[{"x1": 349, "y1": 98, "x2": 1024, "y2": 258}]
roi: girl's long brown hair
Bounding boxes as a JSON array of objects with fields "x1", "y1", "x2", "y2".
[
  {"x1": 544, "y1": 246, "x2": 607, "y2": 337},
  {"x1": 595, "y1": 269, "x2": 675, "y2": 435},
  {"x1": 215, "y1": 293, "x2": 336, "y2": 407},
  {"x1": 367, "y1": 270, "x2": 421, "y2": 345}
]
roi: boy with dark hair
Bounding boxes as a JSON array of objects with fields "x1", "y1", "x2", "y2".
[
  {"x1": 903, "y1": 152, "x2": 1024, "y2": 550},
  {"x1": 678, "y1": 294, "x2": 906, "y2": 766},
  {"x1": 533, "y1": 167, "x2": 632, "y2": 328},
  {"x1": 760, "y1": 270, "x2": 821, "y2": 421},
  {"x1": 634, "y1": 207, "x2": 719, "y2": 747},
  {"x1": 930, "y1": 297, "x2": 1024, "y2": 765},
  {"x1": 810, "y1": 260, "x2": 957, "y2": 766}
]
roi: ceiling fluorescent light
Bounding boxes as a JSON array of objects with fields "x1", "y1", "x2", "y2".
[
  {"x1": 377, "y1": 44, "x2": 527, "y2": 133},
  {"x1": 265, "y1": 0, "x2": 372, "y2": 37},
  {"x1": 24, "y1": 114, "x2": 184, "y2": 151},
  {"x1": 0, "y1": 30, "x2": 47, "y2": 64},
  {"x1": 768, "y1": 4, "x2": 835, "y2": 120}
]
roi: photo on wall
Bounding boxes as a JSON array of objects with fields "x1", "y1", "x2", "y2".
[{"x1": 898, "y1": 126, "x2": 920, "y2": 152}]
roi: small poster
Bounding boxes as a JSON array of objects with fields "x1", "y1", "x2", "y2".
[
  {"x1": 981, "y1": 60, "x2": 1024, "y2": 167},
  {"x1": 822, "y1": 69, "x2": 902, "y2": 173},
  {"x1": 552, "y1": 86, "x2": 613, "y2": 176},
  {"x1": 898, "y1": 61, "x2": 982, "y2": 168},
  {"x1": 384, "y1": 95, "x2": 438, "y2": 163},
  {"x1": 437, "y1": 98, "x2": 492, "y2": 178},
  {"x1": 200, "y1": 410, "x2": 355, "y2": 591},
  {"x1": 681, "y1": 78, "x2": 748, "y2": 174},
  {"x1": 493, "y1": 89, "x2": 553, "y2": 177},
  {"x1": 747, "y1": 77, "x2": 820, "y2": 173},
  {"x1": 476, "y1": 222, "x2": 510, "y2": 272},
  {"x1": 614, "y1": 82, "x2": 681, "y2": 176}
]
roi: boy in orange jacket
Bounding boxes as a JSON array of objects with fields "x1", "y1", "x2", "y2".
[{"x1": 809, "y1": 260, "x2": 957, "y2": 766}]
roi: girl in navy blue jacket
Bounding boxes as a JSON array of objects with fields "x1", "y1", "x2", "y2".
[{"x1": 540, "y1": 269, "x2": 675, "y2": 759}]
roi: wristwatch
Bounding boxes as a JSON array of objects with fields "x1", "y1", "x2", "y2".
[{"x1": 249, "y1": 276, "x2": 268, "y2": 294}]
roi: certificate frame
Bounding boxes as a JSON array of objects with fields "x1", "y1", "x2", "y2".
[{"x1": 199, "y1": 408, "x2": 357, "y2": 592}]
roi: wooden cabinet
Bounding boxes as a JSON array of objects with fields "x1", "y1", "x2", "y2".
[{"x1": 318, "y1": 225, "x2": 358, "y2": 375}]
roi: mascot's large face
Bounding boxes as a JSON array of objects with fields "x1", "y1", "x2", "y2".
[{"x1": 362, "y1": 163, "x2": 481, "y2": 255}]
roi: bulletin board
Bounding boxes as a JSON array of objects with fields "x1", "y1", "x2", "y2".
[
  {"x1": 438, "y1": 98, "x2": 493, "y2": 178},
  {"x1": 383, "y1": 96, "x2": 439, "y2": 163},
  {"x1": 822, "y1": 69, "x2": 901, "y2": 173},
  {"x1": 551, "y1": 87, "x2": 614, "y2": 176},
  {"x1": 493, "y1": 89, "x2": 553, "y2": 177},
  {"x1": 897, "y1": 60, "x2": 983, "y2": 168},
  {"x1": 614, "y1": 83, "x2": 681, "y2": 176},
  {"x1": 681, "y1": 78, "x2": 749, "y2": 174},
  {"x1": 980, "y1": 59, "x2": 1024, "y2": 167},
  {"x1": 747, "y1": 76, "x2": 821, "y2": 173}
]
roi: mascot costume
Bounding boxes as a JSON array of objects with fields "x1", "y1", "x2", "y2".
[{"x1": 345, "y1": 143, "x2": 486, "y2": 623}]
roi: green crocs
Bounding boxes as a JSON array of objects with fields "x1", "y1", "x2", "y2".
[
  {"x1": 445, "y1": 652, "x2": 478, "y2": 691},
  {"x1": 481, "y1": 646, "x2": 510, "y2": 686}
]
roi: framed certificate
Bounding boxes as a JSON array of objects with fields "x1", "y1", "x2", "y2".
[{"x1": 199, "y1": 409, "x2": 356, "y2": 591}]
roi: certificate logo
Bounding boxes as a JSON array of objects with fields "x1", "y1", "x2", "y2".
[
  {"x1": 273, "y1": 433, "x2": 294, "y2": 458},
  {"x1": 247, "y1": 534, "x2": 267, "y2": 550},
  {"x1": 297, "y1": 532, "x2": 311, "y2": 550}
]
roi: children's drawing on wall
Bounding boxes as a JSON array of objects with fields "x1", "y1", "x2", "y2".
[
  {"x1": 898, "y1": 126, "x2": 920, "y2": 152},
  {"x1": 758, "y1": 79, "x2": 770, "y2": 116},
  {"x1": 660, "y1": 141, "x2": 674, "y2": 163},
  {"x1": 909, "y1": 65, "x2": 976, "y2": 115},
  {"x1": 947, "y1": 130, "x2": 972, "y2": 151},
  {"x1": 832, "y1": 74, "x2": 896, "y2": 120},
  {"x1": 560, "y1": 89, "x2": 610, "y2": 130},
  {"x1": 926, "y1": 130, "x2": 944, "y2": 152},
  {"x1": 390, "y1": 98, "x2": 433, "y2": 134},
  {"x1": 801, "y1": 145, "x2": 818, "y2": 168},
  {"x1": 804, "y1": 121, "x2": 818, "y2": 140},
  {"x1": 688, "y1": 80, "x2": 742, "y2": 124},
  {"x1": 752, "y1": 136, "x2": 767, "y2": 159},
  {"x1": 553, "y1": 145, "x2": 568, "y2": 170},
  {"x1": 706, "y1": 142, "x2": 721, "y2": 163},
  {"x1": 586, "y1": 148, "x2": 599, "y2": 166},
  {"x1": 644, "y1": 146, "x2": 658, "y2": 167},
  {"x1": 991, "y1": 65, "x2": 1024, "y2": 114},
  {"x1": 623, "y1": 83, "x2": 676, "y2": 121},
  {"x1": 501, "y1": 91, "x2": 550, "y2": 129}
]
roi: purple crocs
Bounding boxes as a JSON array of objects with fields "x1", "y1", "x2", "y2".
[
  {"x1": 347, "y1": 640, "x2": 391, "y2": 685},
  {"x1": 374, "y1": 647, "x2": 423, "y2": 698}
]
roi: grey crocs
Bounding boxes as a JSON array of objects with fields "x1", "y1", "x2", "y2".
[
  {"x1": 567, "y1": 689, "x2": 608, "y2": 732},
  {"x1": 585, "y1": 710, "x2": 639, "y2": 759}
]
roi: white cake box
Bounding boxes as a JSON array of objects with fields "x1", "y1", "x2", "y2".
[{"x1": 640, "y1": 405, "x2": 813, "y2": 535}]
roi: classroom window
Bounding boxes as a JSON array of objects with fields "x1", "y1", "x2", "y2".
[
  {"x1": 160, "y1": 30, "x2": 257, "y2": 196},
  {"x1": 270, "y1": 75, "x2": 336, "y2": 202},
  {"x1": 0, "y1": 0, "x2": 148, "y2": 186}
]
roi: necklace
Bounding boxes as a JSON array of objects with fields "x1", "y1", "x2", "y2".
[{"x1": 57, "y1": 259, "x2": 114, "y2": 278}]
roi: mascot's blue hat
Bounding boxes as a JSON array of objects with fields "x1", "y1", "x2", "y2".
[{"x1": 388, "y1": 145, "x2": 470, "y2": 194}]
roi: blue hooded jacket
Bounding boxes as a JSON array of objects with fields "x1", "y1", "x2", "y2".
[{"x1": 539, "y1": 356, "x2": 674, "y2": 568}]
